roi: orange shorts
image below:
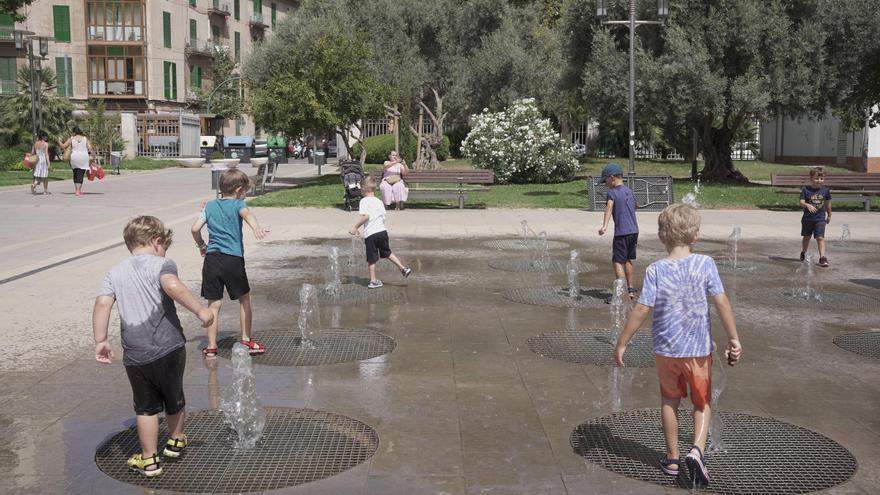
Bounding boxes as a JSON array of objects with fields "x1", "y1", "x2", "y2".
[{"x1": 654, "y1": 354, "x2": 712, "y2": 410}]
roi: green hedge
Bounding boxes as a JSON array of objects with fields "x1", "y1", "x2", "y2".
[
  {"x1": 352, "y1": 134, "x2": 450, "y2": 163},
  {"x1": 0, "y1": 145, "x2": 31, "y2": 171}
]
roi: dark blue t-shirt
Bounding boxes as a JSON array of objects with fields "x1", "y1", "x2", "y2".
[
  {"x1": 606, "y1": 185, "x2": 638, "y2": 236},
  {"x1": 800, "y1": 186, "x2": 831, "y2": 222}
]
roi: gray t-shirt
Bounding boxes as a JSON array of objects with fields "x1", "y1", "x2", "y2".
[{"x1": 100, "y1": 255, "x2": 185, "y2": 366}]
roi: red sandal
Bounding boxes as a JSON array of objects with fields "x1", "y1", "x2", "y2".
[
  {"x1": 240, "y1": 340, "x2": 266, "y2": 355},
  {"x1": 202, "y1": 347, "x2": 218, "y2": 358}
]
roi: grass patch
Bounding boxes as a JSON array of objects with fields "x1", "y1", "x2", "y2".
[
  {"x1": 248, "y1": 157, "x2": 879, "y2": 210},
  {"x1": 0, "y1": 157, "x2": 181, "y2": 186}
]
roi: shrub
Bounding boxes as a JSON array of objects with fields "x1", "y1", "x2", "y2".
[
  {"x1": 210, "y1": 151, "x2": 225, "y2": 160},
  {"x1": 445, "y1": 125, "x2": 471, "y2": 158},
  {"x1": 0, "y1": 145, "x2": 31, "y2": 171},
  {"x1": 462, "y1": 98, "x2": 577, "y2": 184},
  {"x1": 352, "y1": 134, "x2": 451, "y2": 164}
]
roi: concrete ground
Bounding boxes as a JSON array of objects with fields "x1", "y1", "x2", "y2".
[{"x1": 0, "y1": 163, "x2": 878, "y2": 494}]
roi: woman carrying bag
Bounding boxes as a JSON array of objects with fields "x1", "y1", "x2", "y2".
[{"x1": 60, "y1": 126, "x2": 95, "y2": 196}]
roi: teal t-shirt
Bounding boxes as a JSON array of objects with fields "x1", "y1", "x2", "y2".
[{"x1": 202, "y1": 198, "x2": 247, "y2": 257}]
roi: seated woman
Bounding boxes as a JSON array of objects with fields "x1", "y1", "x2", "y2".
[{"x1": 379, "y1": 150, "x2": 409, "y2": 210}]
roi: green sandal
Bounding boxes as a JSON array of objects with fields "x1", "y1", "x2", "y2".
[
  {"x1": 163, "y1": 435, "x2": 188, "y2": 458},
  {"x1": 127, "y1": 452, "x2": 162, "y2": 477}
]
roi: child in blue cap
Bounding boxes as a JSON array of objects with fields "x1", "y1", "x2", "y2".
[{"x1": 598, "y1": 163, "x2": 639, "y2": 299}]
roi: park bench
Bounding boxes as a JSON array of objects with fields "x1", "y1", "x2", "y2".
[
  {"x1": 368, "y1": 169, "x2": 494, "y2": 209},
  {"x1": 248, "y1": 158, "x2": 277, "y2": 195},
  {"x1": 770, "y1": 173, "x2": 880, "y2": 212}
]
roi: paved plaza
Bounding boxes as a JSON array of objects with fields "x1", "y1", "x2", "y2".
[{"x1": 0, "y1": 166, "x2": 878, "y2": 494}]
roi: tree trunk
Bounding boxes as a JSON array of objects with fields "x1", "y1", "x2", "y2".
[{"x1": 700, "y1": 126, "x2": 748, "y2": 182}]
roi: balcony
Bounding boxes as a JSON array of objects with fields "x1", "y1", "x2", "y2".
[
  {"x1": 186, "y1": 90, "x2": 203, "y2": 104},
  {"x1": 1, "y1": 79, "x2": 17, "y2": 94},
  {"x1": 249, "y1": 13, "x2": 268, "y2": 29},
  {"x1": 0, "y1": 26, "x2": 14, "y2": 42},
  {"x1": 208, "y1": 1, "x2": 231, "y2": 18},
  {"x1": 185, "y1": 39, "x2": 215, "y2": 57}
]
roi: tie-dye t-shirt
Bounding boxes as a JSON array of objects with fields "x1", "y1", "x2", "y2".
[{"x1": 637, "y1": 254, "x2": 724, "y2": 358}]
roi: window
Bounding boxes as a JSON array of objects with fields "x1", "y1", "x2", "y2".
[
  {"x1": 253, "y1": 0, "x2": 262, "y2": 13},
  {"x1": 88, "y1": 45, "x2": 145, "y2": 96},
  {"x1": 0, "y1": 13, "x2": 14, "y2": 40},
  {"x1": 234, "y1": 31, "x2": 240, "y2": 62},
  {"x1": 87, "y1": 1, "x2": 145, "y2": 42},
  {"x1": 271, "y1": 3, "x2": 276, "y2": 27},
  {"x1": 0, "y1": 57, "x2": 16, "y2": 94},
  {"x1": 190, "y1": 65, "x2": 201, "y2": 89},
  {"x1": 234, "y1": 0, "x2": 240, "y2": 20},
  {"x1": 190, "y1": 0, "x2": 196, "y2": 6},
  {"x1": 164, "y1": 61, "x2": 178, "y2": 100},
  {"x1": 211, "y1": 24, "x2": 220, "y2": 43},
  {"x1": 55, "y1": 56, "x2": 74, "y2": 97},
  {"x1": 190, "y1": 19, "x2": 197, "y2": 42},
  {"x1": 163, "y1": 11, "x2": 171, "y2": 47},
  {"x1": 53, "y1": 5, "x2": 71, "y2": 42}
]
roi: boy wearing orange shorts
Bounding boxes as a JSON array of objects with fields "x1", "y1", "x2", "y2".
[{"x1": 614, "y1": 204, "x2": 742, "y2": 486}]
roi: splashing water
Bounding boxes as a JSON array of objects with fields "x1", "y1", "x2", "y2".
[
  {"x1": 567, "y1": 250, "x2": 580, "y2": 299},
  {"x1": 220, "y1": 343, "x2": 266, "y2": 450},
  {"x1": 727, "y1": 226, "x2": 742, "y2": 269},
  {"x1": 682, "y1": 176, "x2": 702, "y2": 208},
  {"x1": 297, "y1": 283, "x2": 321, "y2": 348},
  {"x1": 790, "y1": 254, "x2": 824, "y2": 302},
  {"x1": 707, "y1": 343, "x2": 728, "y2": 453},
  {"x1": 324, "y1": 246, "x2": 342, "y2": 296},
  {"x1": 840, "y1": 224, "x2": 851, "y2": 247},
  {"x1": 609, "y1": 278, "x2": 628, "y2": 344},
  {"x1": 532, "y1": 231, "x2": 550, "y2": 269},
  {"x1": 347, "y1": 233, "x2": 360, "y2": 268}
]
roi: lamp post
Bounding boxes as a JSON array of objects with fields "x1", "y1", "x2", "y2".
[
  {"x1": 597, "y1": 0, "x2": 667, "y2": 184},
  {"x1": 13, "y1": 30, "x2": 50, "y2": 146}
]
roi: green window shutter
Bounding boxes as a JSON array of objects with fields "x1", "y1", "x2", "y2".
[
  {"x1": 190, "y1": 19, "x2": 197, "y2": 41},
  {"x1": 107, "y1": 46, "x2": 123, "y2": 56},
  {"x1": 271, "y1": 3, "x2": 276, "y2": 26},
  {"x1": 163, "y1": 61, "x2": 170, "y2": 99},
  {"x1": 65, "y1": 57, "x2": 73, "y2": 97},
  {"x1": 196, "y1": 67, "x2": 202, "y2": 88},
  {"x1": 234, "y1": 0, "x2": 240, "y2": 20},
  {"x1": 0, "y1": 13, "x2": 13, "y2": 31},
  {"x1": 171, "y1": 63, "x2": 177, "y2": 100},
  {"x1": 234, "y1": 32, "x2": 240, "y2": 62},
  {"x1": 53, "y1": 6, "x2": 71, "y2": 42},
  {"x1": 254, "y1": 0, "x2": 262, "y2": 13},
  {"x1": 55, "y1": 57, "x2": 67, "y2": 96},
  {"x1": 163, "y1": 12, "x2": 171, "y2": 48},
  {"x1": 0, "y1": 57, "x2": 15, "y2": 94},
  {"x1": 190, "y1": 0, "x2": 196, "y2": 6}
]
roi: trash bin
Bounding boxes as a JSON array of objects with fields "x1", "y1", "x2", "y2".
[
  {"x1": 201, "y1": 136, "x2": 218, "y2": 161},
  {"x1": 267, "y1": 135, "x2": 288, "y2": 164},
  {"x1": 110, "y1": 151, "x2": 122, "y2": 175},
  {"x1": 314, "y1": 150, "x2": 326, "y2": 167},
  {"x1": 223, "y1": 136, "x2": 254, "y2": 164}
]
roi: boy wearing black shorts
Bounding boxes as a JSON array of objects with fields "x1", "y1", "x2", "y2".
[
  {"x1": 349, "y1": 176, "x2": 412, "y2": 288},
  {"x1": 191, "y1": 168, "x2": 269, "y2": 358},
  {"x1": 598, "y1": 163, "x2": 640, "y2": 299},
  {"x1": 93, "y1": 216, "x2": 214, "y2": 476},
  {"x1": 799, "y1": 167, "x2": 832, "y2": 267}
]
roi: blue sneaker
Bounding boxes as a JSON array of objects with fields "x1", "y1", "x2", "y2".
[{"x1": 367, "y1": 280, "x2": 383, "y2": 289}]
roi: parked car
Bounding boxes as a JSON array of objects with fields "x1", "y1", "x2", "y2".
[
  {"x1": 327, "y1": 139, "x2": 337, "y2": 157},
  {"x1": 254, "y1": 139, "x2": 268, "y2": 157}
]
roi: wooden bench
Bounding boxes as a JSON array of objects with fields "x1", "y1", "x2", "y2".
[
  {"x1": 770, "y1": 173, "x2": 880, "y2": 212},
  {"x1": 369, "y1": 169, "x2": 494, "y2": 208},
  {"x1": 248, "y1": 158, "x2": 277, "y2": 195}
]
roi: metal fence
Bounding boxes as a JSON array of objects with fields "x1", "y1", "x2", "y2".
[{"x1": 135, "y1": 113, "x2": 200, "y2": 158}]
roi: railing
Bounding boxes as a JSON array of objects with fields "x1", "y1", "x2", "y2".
[
  {"x1": 87, "y1": 25, "x2": 144, "y2": 42},
  {"x1": 185, "y1": 38, "x2": 214, "y2": 55},
  {"x1": 0, "y1": 26, "x2": 14, "y2": 41},
  {"x1": 0, "y1": 79, "x2": 16, "y2": 95},
  {"x1": 208, "y1": 1, "x2": 231, "y2": 15},
  {"x1": 249, "y1": 13, "x2": 268, "y2": 27}
]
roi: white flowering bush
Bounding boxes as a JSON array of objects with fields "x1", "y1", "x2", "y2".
[{"x1": 461, "y1": 98, "x2": 577, "y2": 184}]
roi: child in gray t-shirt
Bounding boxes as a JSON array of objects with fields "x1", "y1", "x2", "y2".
[{"x1": 93, "y1": 216, "x2": 213, "y2": 477}]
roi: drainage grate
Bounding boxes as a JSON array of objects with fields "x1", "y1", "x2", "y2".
[
  {"x1": 480, "y1": 239, "x2": 570, "y2": 251},
  {"x1": 527, "y1": 329, "x2": 654, "y2": 368},
  {"x1": 217, "y1": 329, "x2": 396, "y2": 366},
  {"x1": 850, "y1": 278, "x2": 880, "y2": 290},
  {"x1": 570, "y1": 409, "x2": 857, "y2": 494},
  {"x1": 714, "y1": 260, "x2": 760, "y2": 274},
  {"x1": 316, "y1": 284, "x2": 403, "y2": 305},
  {"x1": 755, "y1": 289, "x2": 879, "y2": 310},
  {"x1": 833, "y1": 331, "x2": 880, "y2": 359},
  {"x1": 95, "y1": 408, "x2": 379, "y2": 493},
  {"x1": 832, "y1": 241, "x2": 878, "y2": 253},
  {"x1": 489, "y1": 259, "x2": 598, "y2": 273},
  {"x1": 503, "y1": 286, "x2": 611, "y2": 308}
]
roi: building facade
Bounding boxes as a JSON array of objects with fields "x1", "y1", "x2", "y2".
[{"x1": 1, "y1": 0, "x2": 297, "y2": 138}]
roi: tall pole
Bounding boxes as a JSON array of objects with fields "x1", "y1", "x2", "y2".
[
  {"x1": 28, "y1": 42, "x2": 38, "y2": 144},
  {"x1": 628, "y1": 0, "x2": 636, "y2": 183}
]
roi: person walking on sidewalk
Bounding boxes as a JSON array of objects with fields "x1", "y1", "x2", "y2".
[
  {"x1": 30, "y1": 132, "x2": 51, "y2": 195},
  {"x1": 60, "y1": 126, "x2": 94, "y2": 197}
]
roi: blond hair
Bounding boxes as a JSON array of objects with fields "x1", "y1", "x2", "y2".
[
  {"x1": 809, "y1": 166, "x2": 825, "y2": 178},
  {"x1": 123, "y1": 216, "x2": 172, "y2": 251},
  {"x1": 361, "y1": 175, "x2": 376, "y2": 193},
  {"x1": 219, "y1": 168, "x2": 250, "y2": 195},
  {"x1": 658, "y1": 204, "x2": 700, "y2": 247}
]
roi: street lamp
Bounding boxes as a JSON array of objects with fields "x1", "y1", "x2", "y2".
[
  {"x1": 597, "y1": 0, "x2": 667, "y2": 183},
  {"x1": 13, "y1": 30, "x2": 51, "y2": 145}
]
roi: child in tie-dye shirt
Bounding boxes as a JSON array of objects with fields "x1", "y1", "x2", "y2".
[{"x1": 614, "y1": 204, "x2": 742, "y2": 487}]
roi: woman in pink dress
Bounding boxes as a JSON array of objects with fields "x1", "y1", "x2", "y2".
[{"x1": 379, "y1": 150, "x2": 409, "y2": 210}]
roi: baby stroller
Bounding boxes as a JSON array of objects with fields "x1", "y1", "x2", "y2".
[{"x1": 340, "y1": 160, "x2": 365, "y2": 211}]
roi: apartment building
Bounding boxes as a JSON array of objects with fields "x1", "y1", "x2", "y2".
[{"x1": 0, "y1": 0, "x2": 297, "y2": 137}]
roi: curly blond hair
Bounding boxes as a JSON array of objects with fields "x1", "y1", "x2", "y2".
[
  {"x1": 123, "y1": 216, "x2": 173, "y2": 251},
  {"x1": 658, "y1": 204, "x2": 700, "y2": 247}
]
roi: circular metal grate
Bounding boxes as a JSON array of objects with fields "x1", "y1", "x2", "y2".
[
  {"x1": 570, "y1": 409, "x2": 857, "y2": 494},
  {"x1": 833, "y1": 331, "x2": 880, "y2": 359},
  {"x1": 488, "y1": 259, "x2": 598, "y2": 273},
  {"x1": 480, "y1": 239, "x2": 570, "y2": 251},
  {"x1": 95, "y1": 408, "x2": 379, "y2": 493},
  {"x1": 849, "y1": 278, "x2": 880, "y2": 290},
  {"x1": 503, "y1": 286, "x2": 612, "y2": 309},
  {"x1": 316, "y1": 284, "x2": 403, "y2": 305},
  {"x1": 714, "y1": 260, "x2": 760, "y2": 274},
  {"x1": 217, "y1": 329, "x2": 396, "y2": 366},
  {"x1": 754, "y1": 289, "x2": 879, "y2": 311},
  {"x1": 527, "y1": 329, "x2": 655, "y2": 368}
]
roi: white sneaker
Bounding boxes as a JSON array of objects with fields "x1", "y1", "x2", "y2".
[
  {"x1": 402, "y1": 267, "x2": 413, "y2": 278},
  {"x1": 367, "y1": 280, "x2": 383, "y2": 289}
]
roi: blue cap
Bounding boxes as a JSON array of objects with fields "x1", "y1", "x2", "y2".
[{"x1": 601, "y1": 163, "x2": 624, "y2": 179}]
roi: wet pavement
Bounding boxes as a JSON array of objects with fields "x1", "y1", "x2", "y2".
[{"x1": 2, "y1": 226, "x2": 879, "y2": 494}]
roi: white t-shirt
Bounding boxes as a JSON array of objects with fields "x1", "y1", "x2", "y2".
[{"x1": 359, "y1": 195, "x2": 387, "y2": 238}]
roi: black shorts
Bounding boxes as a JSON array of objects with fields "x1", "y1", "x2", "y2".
[
  {"x1": 72, "y1": 168, "x2": 86, "y2": 184},
  {"x1": 201, "y1": 252, "x2": 250, "y2": 300},
  {"x1": 801, "y1": 220, "x2": 826, "y2": 238},
  {"x1": 364, "y1": 231, "x2": 392, "y2": 264},
  {"x1": 612, "y1": 233, "x2": 638, "y2": 263},
  {"x1": 125, "y1": 347, "x2": 186, "y2": 416}
]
